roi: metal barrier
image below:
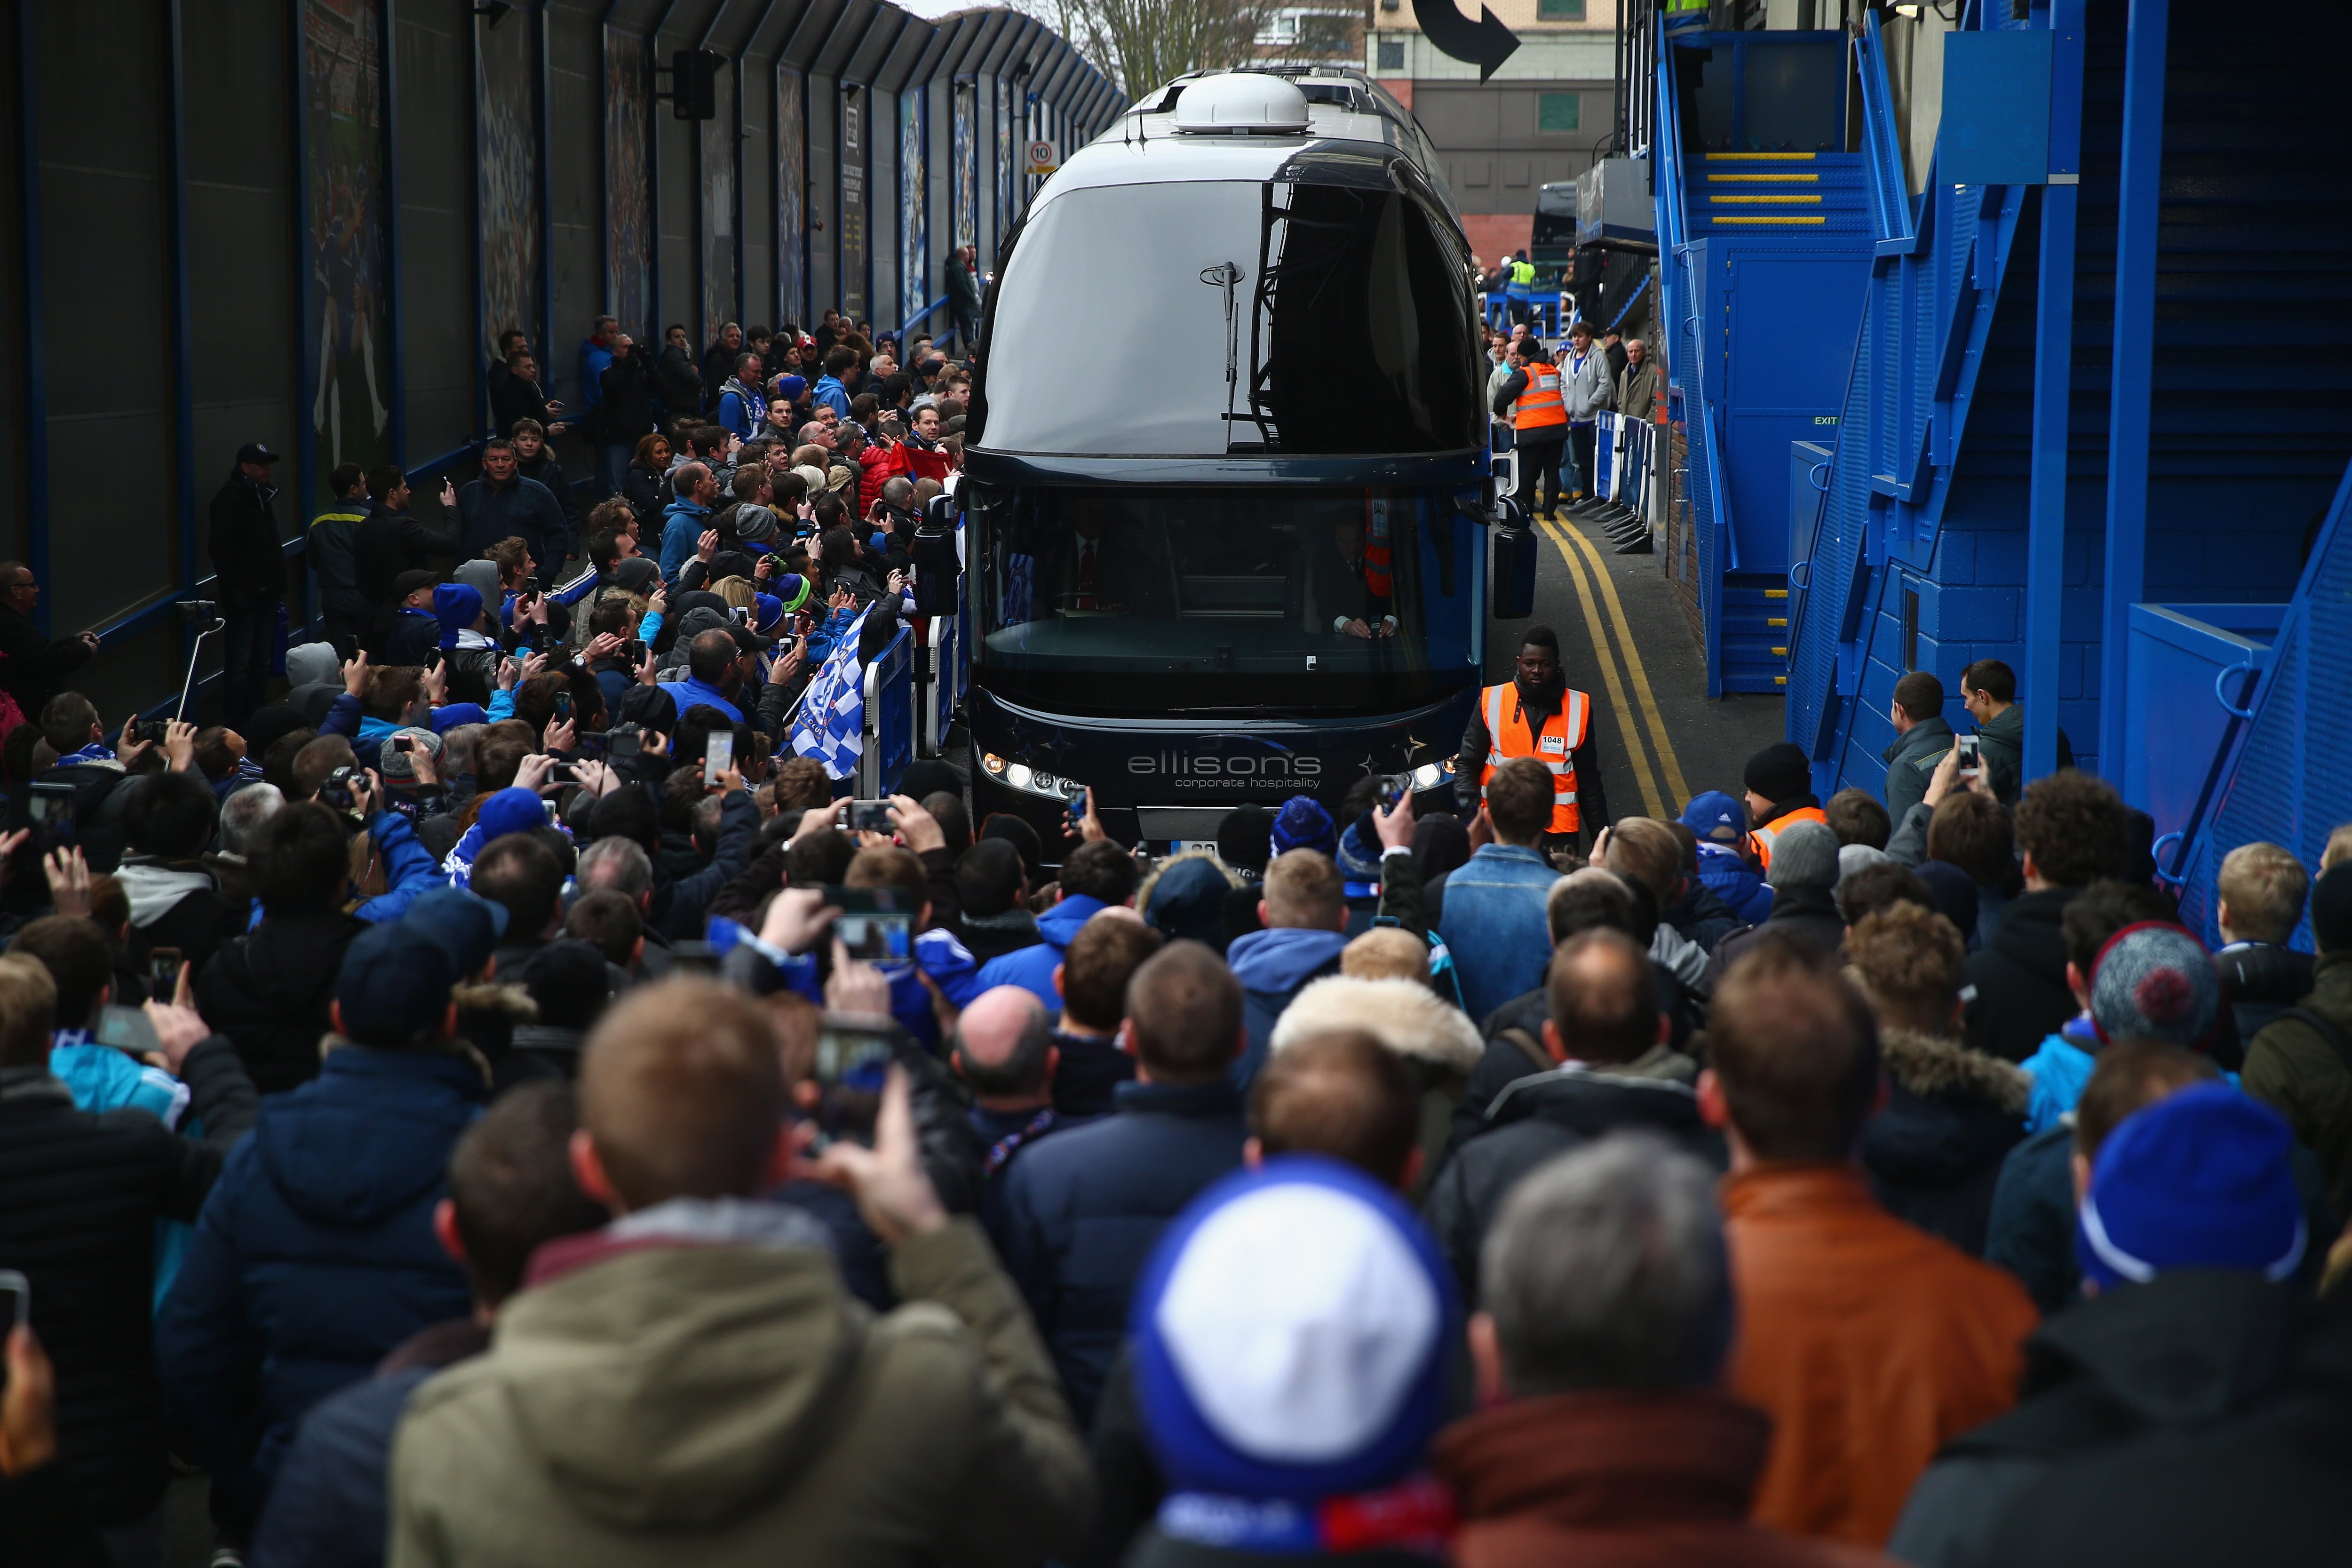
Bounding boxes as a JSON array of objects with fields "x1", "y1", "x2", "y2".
[
  {"x1": 854, "y1": 626, "x2": 917, "y2": 797},
  {"x1": 1593, "y1": 410, "x2": 1658, "y2": 524},
  {"x1": 1483, "y1": 292, "x2": 1566, "y2": 338}
]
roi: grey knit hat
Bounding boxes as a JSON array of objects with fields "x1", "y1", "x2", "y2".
[
  {"x1": 1838, "y1": 843, "x2": 1894, "y2": 883},
  {"x1": 376, "y1": 726, "x2": 445, "y2": 783},
  {"x1": 2090, "y1": 921, "x2": 2222, "y2": 1049},
  {"x1": 1765, "y1": 820, "x2": 1839, "y2": 891}
]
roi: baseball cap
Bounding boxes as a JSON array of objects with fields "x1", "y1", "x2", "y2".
[
  {"x1": 1132, "y1": 1158, "x2": 1454, "y2": 1517},
  {"x1": 1679, "y1": 790, "x2": 1747, "y2": 845},
  {"x1": 403, "y1": 885, "x2": 509, "y2": 979},
  {"x1": 235, "y1": 442, "x2": 281, "y2": 466},
  {"x1": 334, "y1": 922, "x2": 459, "y2": 1048},
  {"x1": 2077, "y1": 1082, "x2": 2304, "y2": 1292},
  {"x1": 390, "y1": 569, "x2": 438, "y2": 603}
]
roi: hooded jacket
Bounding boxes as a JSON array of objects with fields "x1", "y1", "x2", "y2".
[
  {"x1": 1224, "y1": 924, "x2": 1351, "y2": 1090},
  {"x1": 1661, "y1": 876, "x2": 1741, "y2": 953},
  {"x1": 2243, "y1": 948, "x2": 2352, "y2": 1221},
  {"x1": 2216, "y1": 939, "x2": 2317, "y2": 1048},
  {"x1": 1890, "y1": 1271, "x2": 2298, "y2": 1568},
  {"x1": 157, "y1": 1045, "x2": 486, "y2": 1515},
  {"x1": 1423, "y1": 1052, "x2": 1719, "y2": 1304},
  {"x1": 1861, "y1": 1027, "x2": 2030, "y2": 1257},
  {"x1": 1271, "y1": 975, "x2": 1484, "y2": 1196},
  {"x1": 1694, "y1": 841, "x2": 1772, "y2": 926},
  {"x1": 975, "y1": 892, "x2": 1110, "y2": 1009},
  {"x1": 1437, "y1": 1389, "x2": 1898, "y2": 1568},
  {"x1": 195, "y1": 907, "x2": 365, "y2": 1095},
  {"x1": 388, "y1": 1211, "x2": 1092, "y2": 1568},
  {"x1": 1963, "y1": 886, "x2": 2083, "y2": 1063}
]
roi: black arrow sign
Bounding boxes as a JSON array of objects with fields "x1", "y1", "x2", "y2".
[{"x1": 1412, "y1": 0, "x2": 1520, "y2": 80}]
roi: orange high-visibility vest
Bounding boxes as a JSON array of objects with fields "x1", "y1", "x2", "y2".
[
  {"x1": 1514, "y1": 363, "x2": 1567, "y2": 432},
  {"x1": 1477, "y1": 681, "x2": 1589, "y2": 836},
  {"x1": 1749, "y1": 805, "x2": 1829, "y2": 871}
]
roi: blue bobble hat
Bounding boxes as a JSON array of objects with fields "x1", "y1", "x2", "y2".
[
  {"x1": 2077, "y1": 1082, "x2": 2304, "y2": 1292},
  {"x1": 1680, "y1": 790, "x2": 1747, "y2": 845},
  {"x1": 752, "y1": 593, "x2": 787, "y2": 635},
  {"x1": 1131, "y1": 1156, "x2": 1455, "y2": 1531},
  {"x1": 433, "y1": 583, "x2": 485, "y2": 645},
  {"x1": 1270, "y1": 797, "x2": 1338, "y2": 859}
]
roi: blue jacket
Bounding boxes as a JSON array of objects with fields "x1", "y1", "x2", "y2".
[
  {"x1": 715, "y1": 381, "x2": 763, "y2": 442},
  {"x1": 578, "y1": 338, "x2": 613, "y2": 409},
  {"x1": 1435, "y1": 843, "x2": 1563, "y2": 1023},
  {"x1": 1694, "y1": 842, "x2": 1773, "y2": 926},
  {"x1": 2020, "y1": 1015, "x2": 2100, "y2": 1135},
  {"x1": 453, "y1": 473, "x2": 566, "y2": 565},
  {"x1": 997, "y1": 1078, "x2": 1247, "y2": 1426},
  {"x1": 1225, "y1": 925, "x2": 1350, "y2": 1090},
  {"x1": 658, "y1": 497, "x2": 712, "y2": 585},
  {"x1": 350, "y1": 810, "x2": 447, "y2": 925},
  {"x1": 975, "y1": 893, "x2": 1109, "y2": 1008},
  {"x1": 319, "y1": 693, "x2": 488, "y2": 745},
  {"x1": 156, "y1": 1046, "x2": 485, "y2": 1514},
  {"x1": 251, "y1": 1365, "x2": 433, "y2": 1568},
  {"x1": 657, "y1": 673, "x2": 754, "y2": 729},
  {"x1": 812, "y1": 374, "x2": 851, "y2": 418},
  {"x1": 380, "y1": 607, "x2": 440, "y2": 668}
]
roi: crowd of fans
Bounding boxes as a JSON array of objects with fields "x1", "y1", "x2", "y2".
[{"x1": 2, "y1": 308, "x2": 2350, "y2": 1567}]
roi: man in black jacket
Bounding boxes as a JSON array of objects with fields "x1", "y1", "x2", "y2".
[
  {"x1": 208, "y1": 442, "x2": 287, "y2": 727},
  {"x1": 1964, "y1": 771, "x2": 2127, "y2": 1063},
  {"x1": 352, "y1": 466, "x2": 461, "y2": 632},
  {"x1": 1422, "y1": 929, "x2": 1716, "y2": 1304},
  {"x1": 509, "y1": 421, "x2": 580, "y2": 568},
  {"x1": 593, "y1": 333, "x2": 657, "y2": 498},
  {"x1": 0, "y1": 562, "x2": 97, "y2": 721},
  {"x1": 0, "y1": 949, "x2": 258, "y2": 1550}
]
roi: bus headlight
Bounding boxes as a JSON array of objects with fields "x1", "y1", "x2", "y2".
[
  {"x1": 1408, "y1": 761, "x2": 1452, "y2": 792},
  {"x1": 981, "y1": 752, "x2": 1008, "y2": 777},
  {"x1": 981, "y1": 753, "x2": 1086, "y2": 802}
]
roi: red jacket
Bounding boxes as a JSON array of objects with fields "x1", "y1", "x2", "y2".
[{"x1": 856, "y1": 444, "x2": 894, "y2": 512}]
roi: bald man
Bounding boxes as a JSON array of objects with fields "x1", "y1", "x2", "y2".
[{"x1": 951, "y1": 986, "x2": 1067, "y2": 1254}]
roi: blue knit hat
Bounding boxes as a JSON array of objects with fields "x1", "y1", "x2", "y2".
[
  {"x1": 1269, "y1": 797, "x2": 1337, "y2": 859},
  {"x1": 753, "y1": 593, "x2": 786, "y2": 634},
  {"x1": 777, "y1": 373, "x2": 808, "y2": 401},
  {"x1": 433, "y1": 582, "x2": 485, "y2": 646},
  {"x1": 474, "y1": 786, "x2": 548, "y2": 845},
  {"x1": 1680, "y1": 789, "x2": 1747, "y2": 845},
  {"x1": 2089, "y1": 921, "x2": 2222, "y2": 1050},
  {"x1": 1132, "y1": 1157, "x2": 1454, "y2": 1517},
  {"x1": 2077, "y1": 1082, "x2": 2304, "y2": 1293}
]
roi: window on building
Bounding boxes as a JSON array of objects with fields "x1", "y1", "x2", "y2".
[
  {"x1": 1538, "y1": 92, "x2": 1581, "y2": 132},
  {"x1": 1375, "y1": 37, "x2": 1405, "y2": 70},
  {"x1": 1538, "y1": 0, "x2": 1588, "y2": 17}
]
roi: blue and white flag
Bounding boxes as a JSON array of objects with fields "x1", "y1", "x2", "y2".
[{"x1": 790, "y1": 602, "x2": 874, "y2": 780}]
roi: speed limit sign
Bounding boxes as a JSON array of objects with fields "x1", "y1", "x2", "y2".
[{"x1": 1025, "y1": 138, "x2": 1059, "y2": 175}]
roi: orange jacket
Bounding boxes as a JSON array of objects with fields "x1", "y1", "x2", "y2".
[
  {"x1": 1513, "y1": 363, "x2": 1567, "y2": 431},
  {"x1": 1475, "y1": 680, "x2": 1589, "y2": 836},
  {"x1": 1748, "y1": 804, "x2": 1828, "y2": 871},
  {"x1": 1722, "y1": 1165, "x2": 2038, "y2": 1546}
]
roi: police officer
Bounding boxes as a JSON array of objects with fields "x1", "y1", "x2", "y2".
[
  {"x1": 1458, "y1": 626, "x2": 1608, "y2": 858},
  {"x1": 1493, "y1": 337, "x2": 1569, "y2": 521}
]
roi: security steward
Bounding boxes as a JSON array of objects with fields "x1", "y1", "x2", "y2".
[
  {"x1": 1743, "y1": 740, "x2": 1828, "y2": 872},
  {"x1": 1505, "y1": 250, "x2": 1538, "y2": 326},
  {"x1": 1458, "y1": 626, "x2": 1608, "y2": 858},
  {"x1": 1493, "y1": 337, "x2": 1569, "y2": 522}
]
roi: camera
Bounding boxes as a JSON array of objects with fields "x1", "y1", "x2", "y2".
[
  {"x1": 318, "y1": 765, "x2": 360, "y2": 813},
  {"x1": 176, "y1": 599, "x2": 221, "y2": 626}
]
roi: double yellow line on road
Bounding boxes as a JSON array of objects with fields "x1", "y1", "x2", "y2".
[{"x1": 1537, "y1": 515, "x2": 1692, "y2": 822}]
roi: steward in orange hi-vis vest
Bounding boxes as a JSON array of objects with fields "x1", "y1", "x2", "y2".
[{"x1": 1455, "y1": 628, "x2": 1609, "y2": 845}]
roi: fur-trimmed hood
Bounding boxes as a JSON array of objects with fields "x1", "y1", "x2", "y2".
[
  {"x1": 1880, "y1": 1026, "x2": 2030, "y2": 1115},
  {"x1": 1267, "y1": 975, "x2": 1484, "y2": 1073},
  {"x1": 453, "y1": 980, "x2": 539, "y2": 1023}
]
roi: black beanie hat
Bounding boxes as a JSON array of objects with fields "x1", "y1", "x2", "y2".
[
  {"x1": 1744, "y1": 742, "x2": 1812, "y2": 805},
  {"x1": 2311, "y1": 862, "x2": 2352, "y2": 953}
]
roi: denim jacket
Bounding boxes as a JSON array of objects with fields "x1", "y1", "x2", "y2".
[{"x1": 1435, "y1": 843, "x2": 1562, "y2": 1022}]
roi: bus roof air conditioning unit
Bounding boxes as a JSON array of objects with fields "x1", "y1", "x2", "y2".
[{"x1": 1172, "y1": 74, "x2": 1312, "y2": 135}]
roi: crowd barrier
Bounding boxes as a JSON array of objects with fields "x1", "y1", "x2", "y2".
[
  {"x1": 1593, "y1": 410, "x2": 1660, "y2": 528},
  {"x1": 854, "y1": 625, "x2": 918, "y2": 798},
  {"x1": 1482, "y1": 292, "x2": 1567, "y2": 339}
]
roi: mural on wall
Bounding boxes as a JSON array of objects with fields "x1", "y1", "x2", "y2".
[
  {"x1": 604, "y1": 26, "x2": 652, "y2": 339},
  {"x1": 899, "y1": 92, "x2": 927, "y2": 330},
  {"x1": 303, "y1": 0, "x2": 391, "y2": 493},
  {"x1": 841, "y1": 94, "x2": 866, "y2": 319},
  {"x1": 701, "y1": 62, "x2": 737, "y2": 346},
  {"x1": 477, "y1": 7, "x2": 541, "y2": 382},
  {"x1": 777, "y1": 69, "x2": 805, "y2": 330},
  {"x1": 954, "y1": 83, "x2": 977, "y2": 249}
]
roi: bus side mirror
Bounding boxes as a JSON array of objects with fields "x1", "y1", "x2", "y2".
[{"x1": 1492, "y1": 500, "x2": 1536, "y2": 620}]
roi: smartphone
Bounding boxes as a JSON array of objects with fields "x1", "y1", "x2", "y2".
[
  {"x1": 826, "y1": 885, "x2": 914, "y2": 965},
  {"x1": 135, "y1": 719, "x2": 169, "y2": 746},
  {"x1": 1955, "y1": 735, "x2": 1982, "y2": 775},
  {"x1": 95, "y1": 1003, "x2": 159, "y2": 1057},
  {"x1": 393, "y1": 736, "x2": 414, "y2": 754},
  {"x1": 523, "y1": 575, "x2": 541, "y2": 598},
  {"x1": 607, "y1": 730, "x2": 642, "y2": 760},
  {"x1": 626, "y1": 638, "x2": 648, "y2": 667},
  {"x1": 1066, "y1": 792, "x2": 1087, "y2": 832},
  {"x1": 541, "y1": 798, "x2": 561, "y2": 827},
  {"x1": 704, "y1": 731, "x2": 734, "y2": 786},
  {"x1": 730, "y1": 605, "x2": 752, "y2": 626},
  {"x1": 552, "y1": 692, "x2": 572, "y2": 726},
  {"x1": 0, "y1": 1269, "x2": 27, "y2": 1333},
  {"x1": 849, "y1": 799, "x2": 894, "y2": 835},
  {"x1": 149, "y1": 947, "x2": 183, "y2": 1001},
  {"x1": 807, "y1": 1014, "x2": 906, "y2": 1146},
  {"x1": 1381, "y1": 773, "x2": 1411, "y2": 812}
]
